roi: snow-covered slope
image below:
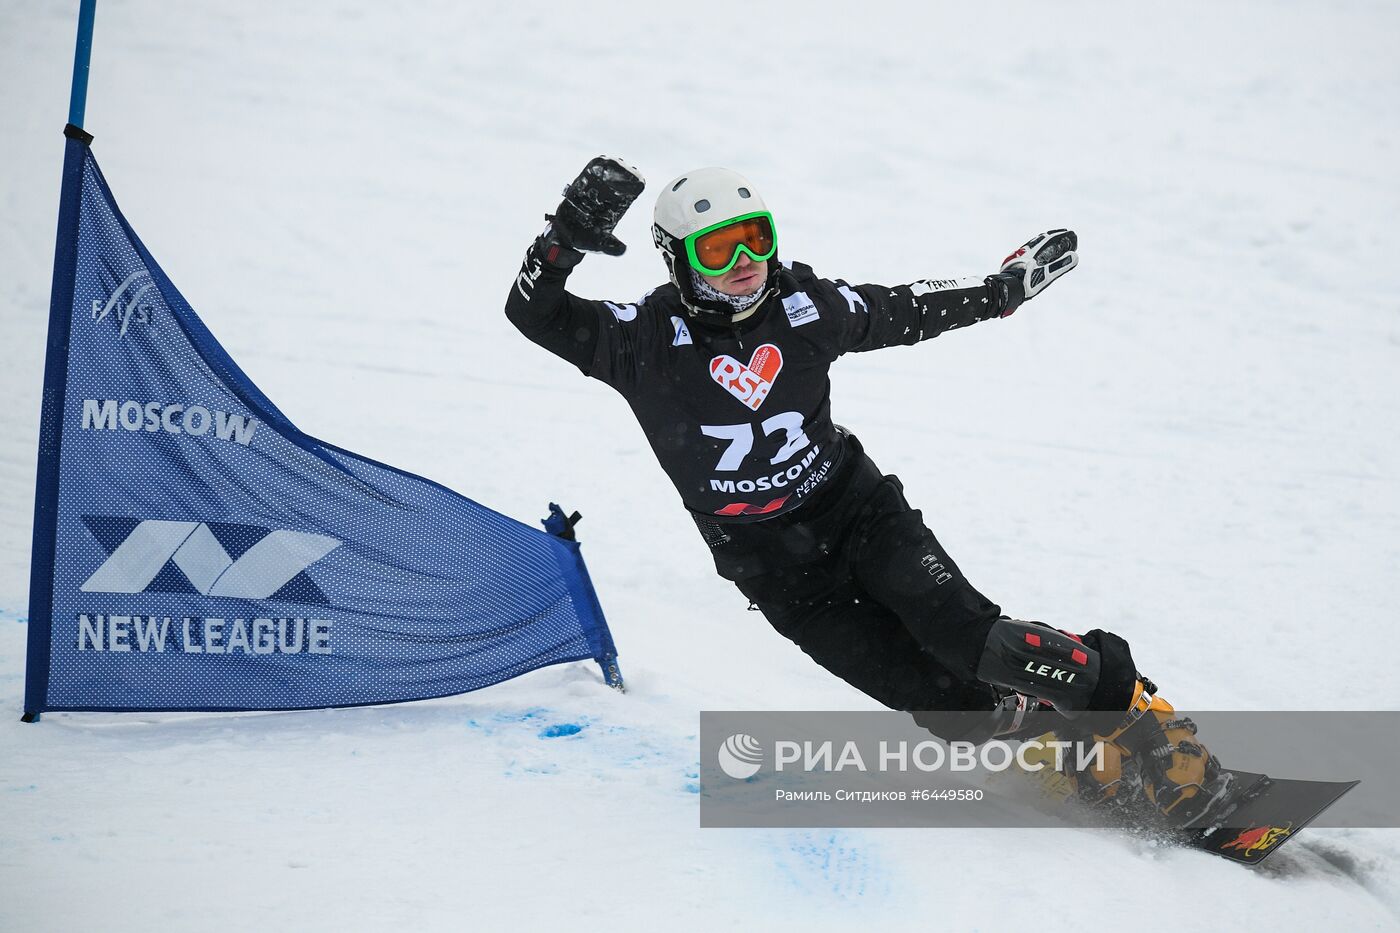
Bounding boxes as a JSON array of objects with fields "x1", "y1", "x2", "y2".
[{"x1": 2, "y1": 1, "x2": 1398, "y2": 929}]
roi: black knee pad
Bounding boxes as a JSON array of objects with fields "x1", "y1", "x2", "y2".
[
  {"x1": 976, "y1": 617, "x2": 1099, "y2": 712},
  {"x1": 974, "y1": 618, "x2": 1139, "y2": 714}
]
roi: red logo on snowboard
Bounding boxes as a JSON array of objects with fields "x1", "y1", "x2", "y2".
[
  {"x1": 1220, "y1": 824, "x2": 1292, "y2": 857},
  {"x1": 710, "y1": 344, "x2": 783, "y2": 411}
]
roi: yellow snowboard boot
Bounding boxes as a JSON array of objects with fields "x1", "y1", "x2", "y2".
[{"x1": 1072, "y1": 678, "x2": 1231, "y2": 824}]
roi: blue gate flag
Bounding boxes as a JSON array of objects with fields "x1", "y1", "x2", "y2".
[{"x1": 24, "y1": 129, "x2": 621, "y2": 718}]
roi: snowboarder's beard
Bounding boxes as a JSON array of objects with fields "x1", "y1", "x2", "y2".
[{"x1": 691, "y1": 267, "x2": 767, "y2": 314}]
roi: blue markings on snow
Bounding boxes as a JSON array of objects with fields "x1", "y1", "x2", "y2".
[
  {"x1": 539, "y1": 722, "x2": 583, "y2": 738},
  {"x1": 768, "y1": 831, "x2": 888, "y2": 904},
  {"x1": 464, "y1": 706, "x2": 557, "y2": 737},
  {"x1": 461, "y1": 706, "x2": 702, "y2": 795}
]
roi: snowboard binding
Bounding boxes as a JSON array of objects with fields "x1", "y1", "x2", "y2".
[{"x1": 1066, "y1": 677, "x2": 1235, "y2": 827}]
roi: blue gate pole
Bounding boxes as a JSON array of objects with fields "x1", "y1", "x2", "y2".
[
  {"x1": 24, "y1": 0, "x2": 99, "y2": 723},
  {"x1": 68, "y1": 0, "x2": 98, "y2": 129}
]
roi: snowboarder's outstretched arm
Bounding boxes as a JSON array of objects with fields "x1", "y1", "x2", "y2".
[
  {"x1": 819, "y1": 229, "x2": 1079, "y2": 354},
  {"x1": 504, "y1": 234, "x2": 602, "y2": 374},
  {"x1": 504, "y1": 157, "x2": 648, "y2": 383}
]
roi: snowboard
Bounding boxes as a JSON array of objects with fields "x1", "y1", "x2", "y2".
[
  {"x1": 993, "y1": 759, "x2": 1359, "y2": 865},
  {"x1": 1179, "y1": 768, "x2": 1360, "y2": 865}
]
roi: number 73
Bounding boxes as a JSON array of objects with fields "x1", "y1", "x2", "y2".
[{"x1": 700, "y1": 411, "x2": 810, "y2": 472}]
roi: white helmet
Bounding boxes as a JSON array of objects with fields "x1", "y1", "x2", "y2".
[{"x1": 652, "y1": 167, "x2": 780, "y2": 323}]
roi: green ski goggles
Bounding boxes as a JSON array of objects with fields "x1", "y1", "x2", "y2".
[{"x1": 684, "y1": 211, "x2": 778, "y2": 276}]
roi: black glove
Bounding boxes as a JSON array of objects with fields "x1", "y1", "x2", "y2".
[
  {"x1": 546, "y1": 156, "x2": 646, "y2": 256},
  {"x1": 998, "y1": 229, "x2": 1079, "y2": 302}
]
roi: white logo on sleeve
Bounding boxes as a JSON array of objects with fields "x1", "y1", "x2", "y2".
[
  {"x1": 837, "y1": 284, "x2": 865, "y2": 314},
  {"x1": 782, "y1": 291, "x2": 819, "y2": 328},
  {"x1": 718, "y1": 733, "x2": 764, "y2": 779},
  {"x1": 670, "y1": 316, "x2": 692, "y2": 346},
  {"x1": 604, "y1": 301, "x2": 638, "y2": 322},
  {"x1": 909, "y1": 276, "x2": 979, "y2": 296}
]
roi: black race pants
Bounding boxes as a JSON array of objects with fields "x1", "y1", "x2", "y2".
[{"x1": 697, "y1": 435, "x2": 1005, "y2": 715}]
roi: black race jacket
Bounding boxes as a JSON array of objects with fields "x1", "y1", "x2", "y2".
[{"x1": 505, "y1": 239, "x2": 1015, "y2": 522}]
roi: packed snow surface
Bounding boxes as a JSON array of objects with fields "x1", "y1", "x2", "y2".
[{"x1": 2, "y1": 1, "x2": 1398, "y2": 929}]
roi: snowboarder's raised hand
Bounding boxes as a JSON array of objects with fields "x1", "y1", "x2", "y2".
[
  {"x1": 1000, "y1": 229, "x2": 1078, "y2": 301},
  {"x1": 546, "y1": 156, "x2": 646, "y2": 256}
]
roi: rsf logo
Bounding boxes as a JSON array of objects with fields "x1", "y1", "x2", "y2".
[
  {"x1": 710, "y1": 344, "x2": 782, "y2": 411},
  {"x1": 717, "y1": 733, "x2": 763, "y2": 779}
]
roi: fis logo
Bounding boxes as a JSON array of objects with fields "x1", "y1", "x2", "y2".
[
  {"x1": 93, "y1": 270, "x2": 157, "y2": 337},
  {"x1": 710, "y1": 344, "x2": 783, "y2": 410},
  {"x1": 80, "y1": 517, "x2": 341, "y2": 604}
]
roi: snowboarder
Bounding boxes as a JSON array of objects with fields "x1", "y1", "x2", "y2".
[{"x1": 505, "y1": 157, "x2": 1227, "y2": 824}]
